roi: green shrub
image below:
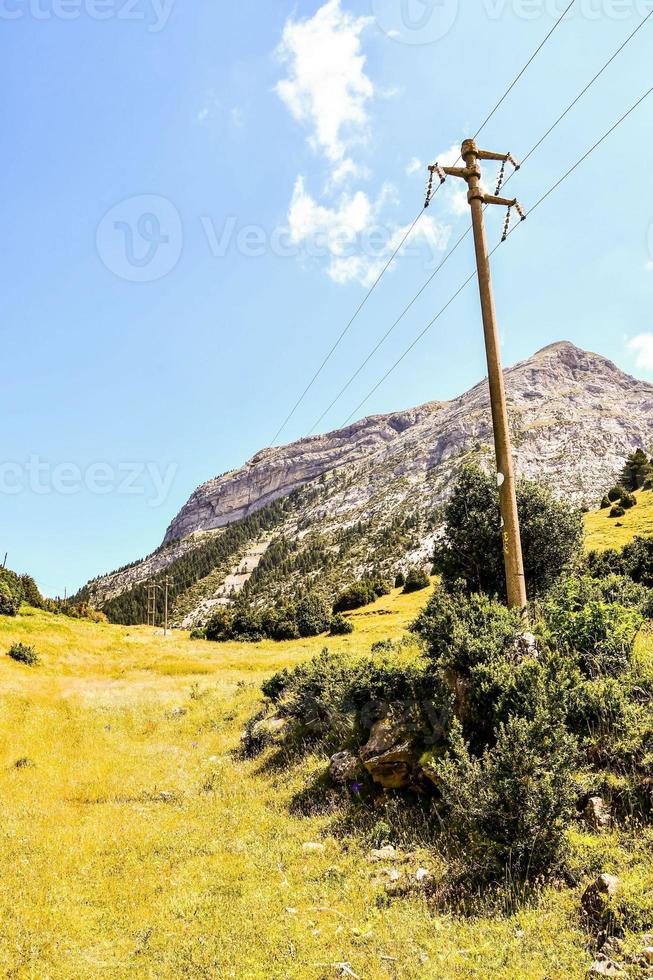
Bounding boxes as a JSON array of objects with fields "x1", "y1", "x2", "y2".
[
  {"x1": 19, "y1": 575, "x2": 44, "y2": 609},
  {"x1": 609, "y1": 505, "x2": 625, "y2": 519},
  {"x1": 0, "y1": 581, "x2": 20, "y2": 617},
  {"x1": 412, "y1": 583, "x2": 520, "y2": 675},
  {"x1": 543, "y1": 575, "x2": 642, "y2": 678},
  {"x1": 402, "y1": 566, "x2": 430, "y2": 593},
  {"x1": 329, "y1": 613, "x2": 354, "y2": 636},
  {"x1": 432, "y1": 714, "x2": 576, "y2": 884},
  {"x1": 189, "y1": 627, "x2": 206, "y2": 641},
  {"x1": 333, "y1": 581, "x2": 375, "y2": 613},
  {"x1": 620, "y1": 492, "x2": 637, "y2": 510},
  {"x1": 7, "y1": 642, "x2": 39, "y2": 666},
  {"x1": 608, "y1": 485, "x2": 626, "y2": 503},
  {"x1": 295, "y1": 593, "x2": 331, "y2": 638},
  {"x1": 433, "y1": 466, "x2": 583, "y2": 600},
  {"x1": 394, "y1": 572, "x2": 406, "y2": 588},
  {"x1": 600, "y1": 496, "x2": 611, "y2": 509}
]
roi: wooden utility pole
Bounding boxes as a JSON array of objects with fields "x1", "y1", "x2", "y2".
[
  {"x1": 146, "y1": 583, "x2": 158, "y2": 628},
  {"x1": 432, "y1": 139, "x2": 528, "y2": 609},
  {"x1": 163, "y1": 577, "x2": 169, "y2": 636}
]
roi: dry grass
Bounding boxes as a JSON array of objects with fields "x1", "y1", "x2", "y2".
[
  {"x1": 584, "y1": 488, "x2": 653, "y2": 552},
  {"x1": 0, "y1": 586, "x2": 594, "y2": 978}
]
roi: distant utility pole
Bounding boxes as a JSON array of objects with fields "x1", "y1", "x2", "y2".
[
  {"x1": 429, "y1": 139, "x2": 528, "y2": 610},
  {"x1": 146, "y1": 583, "x2": 158, "y2": 628},
  {"x1": 163, "y1": 576, "x2": 170, "y2": 637}
]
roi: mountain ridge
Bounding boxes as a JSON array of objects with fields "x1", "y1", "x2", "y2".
[{"x1": 84, "y1": 341, "x2": 653, "y2": 624}]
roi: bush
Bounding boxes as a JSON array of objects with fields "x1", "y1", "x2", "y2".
[
  {"x1": 19, "y1": 575, "x2": 44, "y2": 608},
  {"x1": 333, "y1": 581, "x2": 375, "y2": 613},
  {"x1": 608, "y1": 485, "x2": 626, "y2": 503},
  {"x1": 432, "y1": 714, "x2": 576, "y2": 884},
  {"x1": 600, "y1": 496, "x2": 611, "y2": 509},
  {"x1": 394, "y1": 572, "x2": 406, "y2": 588},
  {"x1": 0, "y1": 581, "x2": 20, "y2": 617},
  {"x1": 433, "y1": 466, "x2": 583, "y2": 600},
  {"x1": 329, "y1": 613, "x2": 354, "y2": 636},
  {"x1": 205, "y1": 608, "x2": 234, "y2": 642},
  {"x1": 609, "y1": 505, "x2": 625, "y2": 519},
  {"x1": 543, "y1": 575, "x2": 642, "y2": 678},
  {"x1": 7, "y1": 642, "x2": 39, "y2": 666},
  {"x1": 412, "y1": 583, "x2": 521, "y2": 675},
  {"x1": 295, "y1": 593, "x2": 331, "y2": 638},
  {"x1": 620, "y1": 492, "x2": 637, "y2": 510},
  {"x1": 189, "y1": 627, "x2": 206, "y2": 641},
  {"x1": 402, "y1": 566, "x2": 430, "y2": 593}
]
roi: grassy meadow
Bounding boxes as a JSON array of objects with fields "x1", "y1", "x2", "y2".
[
  {"x1": 584, "y1": 487, "x2": 653, "y2": 552},
  {"x1": 0, "y1": 540, "x2": 651, "y2": 976}
]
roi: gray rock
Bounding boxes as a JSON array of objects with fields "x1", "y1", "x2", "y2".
[
  {"x1": 368, "y1": 845, "x2": 399, "y2": 862},
  {"x1": 329, "y1": 751, "x2": 360, "y2": 785},
  {"x1": 588, "y1": 954, "x2": 623, "y2": 976},
  {"x1": 584, "y1": 796, "x2": 613, "y2": 831}
]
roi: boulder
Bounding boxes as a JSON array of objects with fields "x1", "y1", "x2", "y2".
[
  {"x1": 359, "y1": 709, "x2": 425, "y2": 789},
  {"x1": 368, "y1": 845, "x2": 399, "y2": 863},
  {"x1": 329, "y1": 751, "x2": 361, "y2": 786},
  {"x1": 584, "y1": 797, "x2": 612, "y2": 831},
  {"x1": 588, "y1": 955, "x2": 623, "y2": 977},
  {"x1": 582, "y1": 874, "x2": 620, "y2": 934}
]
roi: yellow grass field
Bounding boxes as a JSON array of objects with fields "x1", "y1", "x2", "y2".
[
  {"x1": 0, "y1": 578, "x2": 648, "y2": 978},
  {"x1": 584, "y1": 488, "x2": 653, "y2": 552}
]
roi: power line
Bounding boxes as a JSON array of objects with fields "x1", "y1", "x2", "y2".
[
  {"x1": 269, "y1": 2, "x2": 577, "y2": 448},
  {"x1": 306, "y1": 225, "x2": 472, "y2": 435},
  {"x1": 308, "y1": 13, "x2": 648, "y2": 433},
  {"x1": 472, "y1": 0, "x2": 577, "y2": 142},
  {"x1": 341, "y1": 84, "x2": 653, "y2": 427},
  {"x1": 268, "y1": 207, "x2": 425, "y2": 447}
]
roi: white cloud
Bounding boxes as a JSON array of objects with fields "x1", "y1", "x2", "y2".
[
  {"x1": 434, "y1": 142, "x2": 462, "y2": 167},
  {"x1": 276, "y1": 0, "x2": 374, "y2": 163},
  {"x1": 406, "y1": 157, "x2": 423, "y2": 177},
  {"x1": 326, "y1": 157, "x2": 371, "y2": 191},
  {"x1": 275, "y1": 2, "x2": 450, "y2": 288},
  {"x1": 646, "y1": 260, "x2": 653, "y2": 271},
  {"x1": 628, "y1": 334, "x2": 653, "y2": 371},
  {"x1": 287, "y1": 177, "x2": 450, "y2": 287}
]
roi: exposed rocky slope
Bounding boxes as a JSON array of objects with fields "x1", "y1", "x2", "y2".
[{"x1": 84, "y1": 342, "x2": 653, "y2": 624}]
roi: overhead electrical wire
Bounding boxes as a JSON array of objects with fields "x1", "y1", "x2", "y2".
[
  {"x1": 306, "y1": 10, "x2": 650, "y2": 433},
  {"x1": 339, "y1": 83, "x2": 653, "y2": 427},
  {"x1": 269, "y1": 0, "x2": 578, "y2": 446}
]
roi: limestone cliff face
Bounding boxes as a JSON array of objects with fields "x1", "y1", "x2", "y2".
[
  {"x1": 86, "y1": 342, "x2": 653, "y2": 612},
  {"x1": 163, "y1": 342, "x2": 653, "y2": 543},
  {"x1": 162, "y1": 401, "x2": 446, "y2": 543}
]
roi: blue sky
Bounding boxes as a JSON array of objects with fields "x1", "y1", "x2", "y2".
[{"x1": 2, "y1": 0, "x2": 652, "y2": 596}]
